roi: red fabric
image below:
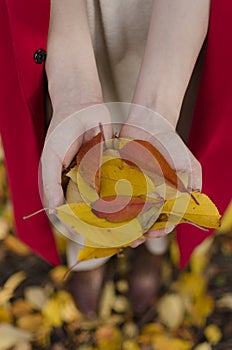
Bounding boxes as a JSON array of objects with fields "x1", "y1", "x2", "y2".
[
  {"x1": 0, "y1": 0, "x2": 231, "y2": 267},
  {"x1": 0, "y1": 0, "x2": 60, "y2": 265},
  {"x1": 177, "y1": 0, "x2": 232, "y2": 267}
]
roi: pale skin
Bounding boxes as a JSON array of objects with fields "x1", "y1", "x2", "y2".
[{"x1": 43, "y1": 0, "x2": 210, "y2": 233}]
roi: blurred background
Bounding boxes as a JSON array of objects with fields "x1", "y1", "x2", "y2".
[{"x1": 0, "y1": 137, "x2": 232, "y2": 350}]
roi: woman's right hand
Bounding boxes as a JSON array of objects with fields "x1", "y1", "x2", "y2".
[
  {"x1": 41, "y1": 0, "x2": 112, "y2": 209},
  {"x1": 41, "y1": 103, "x2": 112, "y2": 210}
]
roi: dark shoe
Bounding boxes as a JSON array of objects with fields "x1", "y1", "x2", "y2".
[
  {"x1": 128, "y1": 245, "x2": 162, "y2": 316},
  {"x1": 68, "y1": 264, "x2": 106, "y2": 318}
]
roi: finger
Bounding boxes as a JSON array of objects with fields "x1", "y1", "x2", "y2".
[
  {"x1": 188, "y1": 153, "x2": 202, "y2": 192},
  {"x1": 63, "y1": 137, "x2": 82, "y2": 169},
  {"x1": 130, "y1": 237, "x2": 146, "y2": 248},
  {"x1": 84, "y1": 122, "x2": 113, "y2": 143},
  {"x1": 41, "y1": 146, "x2": 64, "y2": 209},
  {"x1": 146, "y1": 225, "x2": 175, "y2": 238}
]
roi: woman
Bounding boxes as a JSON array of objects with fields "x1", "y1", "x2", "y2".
[{"x1": 1, "y1": 0, "x2": 231, "y2": 315}]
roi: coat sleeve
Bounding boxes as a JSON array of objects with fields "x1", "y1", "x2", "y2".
[
  {"x1": 177, "y1": 0, "x2": 232, "y2": 267},
  {"x1": 0, "y1": 0, "x2": 60, "y2": 265}
]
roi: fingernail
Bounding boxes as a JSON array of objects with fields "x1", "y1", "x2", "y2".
[
  {"x1": 131, "y1": 237, "x2": 146, "y2": 248},
  {"x1": 146, "y1": 230, "x2": 164, "y2": 238},
  {"x1": 48, "y1": 208, "x2": 56, "y2": 215},
  {"x1": 164, "y1": 225, "x2": 175, "y2": 234}
]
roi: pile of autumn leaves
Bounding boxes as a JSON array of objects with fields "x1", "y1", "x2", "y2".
[{"x1": 57, "y1": 130, "x2": 221, "y2": 263}]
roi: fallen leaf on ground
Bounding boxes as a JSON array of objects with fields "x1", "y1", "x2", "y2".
[
  {"x1": 24, "y1": 286, "x2": 47, "y2": 310},
  {"x1": 49, "y1": 265, "x2": 69, "y2": 284},
  {"x1": 193, "y1": 343, "x2": 212, "y2": 350},
  {"x1": 152, "y1": 334, "x2": 193, "y2": 350},
  {"x1": 3, "y1": 235, "x2": 30, "y2": 256},
  {"x1": 216, "y1": 293, "x2": 232, "y2": 309},
  {"x1": 157, "y1": 294, "x2": 185, "y2": 329},
  {"x1": 204, "y1": 324, "x2": 222, "y2": 345},
  {"x1": 95, "y1": 325, "x2": 122, "y2": 350},
  {"x1": 0, "y1": 306, "x2": 12, "y2": 324},
  {"x1": 0, "y1": 272, "x2": 26, "y2": 305},
  {"x1": 16, "y1": 313, "x2": 43, "y2": 333},
  {"x1": 0, "y1": 323, "x2": 32, "y2": 350}
]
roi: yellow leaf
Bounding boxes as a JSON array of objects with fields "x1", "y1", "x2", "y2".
[
  {"x1": 142, "y1": 323, "x2": 164, "y2": 335},
  {"x1": 78, "y1": 246, "x2": 120, "y2": 262},
  {"x1": 204, "y1": 324, "x2": 222, "y2": 345},
  {"x1": 122, "y1": 340, "x2": 140, "y2": 350},
  {"x1": 17, "y1": 314, "x2": 43, "y2": 333},
  {"x1": 42, "y1": 297, "x2": 63, "y2": 327},
  {"x1": 95, "y1": 325, "x2": 122, "y2": 350},
  {"x1": 158, "y1": 294, "x2": 185, "y2": 329},
  {"x1": 106, "y1": 137, "x2": 131, "y2": 151},
  {"x1": 100, "y1": 158, "x2": 155, "y2": 198},
  {"x1": 77, "y1": 171, "x2": 99, "y2": 203},
  {"x1": 56, "y1": 202, "x2": 143, "y2": 248},
  {"x1": 169, "y1": 235, "x2": 180, "y2": 266},
  {"x1": 151, "y1": 192, "x2": 221, "y2": 230},
  {"x1": 56, "y1": 291, "x2": 82, "y2": 323},
  {"x1": 0, "y1": 272, "x2": 26, "y2": 304},
  {"x1": 0, "y1": 306, "x2": 12, "y2": 324},
  {"x1": 12, "y1": 342, "x2": 32, "y2": 350},
  {"x1": 66, "y1": 166, "x2": 78, "y2": 183},
  {"x1": 0, "y1": 323, "x2": 32, "y2": 350},
  {"x1": 61, "y1": 136, "x2": 220, "y2": 256},
  {"x1": 4, "y1": 235, "x2": 30, "y2": 256},
  {"x1": 11, "y1": 299, "x2": 33, "y2": 318},
  {"x1": 190, "y1": 237, "x2": 213, "y2": 274},
  {"x1": 4, "y1": 271, "x2": 26, "y2": 292},
  {"x1": 152, "y1": 334, "x2": 192, "y2": 350},
  {"x1": 217, "y1": 200, "x2": 232, "y2": 233},
  {"x1": 216, "y1": 293, "x2": 232, "y2": 309},
  {"x1": 98, "y1": 281, "x2": 115, "y2": 319},
  {"x1": 66, "y1": 178, "x2": 82, "y2": 203},
  {"x1": 24, "y1": 287, "x2": 47, "y2": 310},
  {"x1": 188, "y1": 294, "x2": 214, "y2": 327},
  {"x1": 34, "y1": 320, "x2": 51, "y2": 348},
  {"x1": 194, "y1": 343, "x2": 212, "y2": 350},
  {"x1": 52, "y1": 228, "x2": 68, "y2": 255},
  {"x1": 0, "y1": 289, "x2": 14, "y2": 305},
  {"x1": 173, "y1": 272, "x2": 207, "y2": 298},
  {"x1": 0, "y1": 217, "x2": 9, "y2": 240},
  {"x1": 49, "y1": 265, "x2": 69, "y2": 283},
  {"x1": 67, "y1": 166, "x2": 99, "y2": 203}
]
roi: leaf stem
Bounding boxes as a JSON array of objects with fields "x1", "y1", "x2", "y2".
[
  {"x1": 23, "y1": 207, "x2": 55, "y2": 220},
  {"x1": 190, "y1": 192, "x2": 200, "y2": 205},
  {"x1": 99, "y1": 122, "x2": 108, "y2": 150}
]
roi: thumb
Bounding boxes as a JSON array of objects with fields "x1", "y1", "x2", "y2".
[{"x1": 41, "y1": 146, "x2": 64, "y2": 210}]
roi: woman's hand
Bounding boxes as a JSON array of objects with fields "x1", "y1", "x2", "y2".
[
  {"x1": 120, "y1": 107, "x2": 202, "y2": 240},
  {"x1": 41, "y1": 0, "x2": 112, "y2": 209},
  {"x1": 42, "y1": 104, "x2": 112, "y2": 210},
  {"x1": 120, "y1": 0, "x2": 210, "y2": 240}
]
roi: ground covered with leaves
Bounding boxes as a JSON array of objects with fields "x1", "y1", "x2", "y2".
[{"x1": 1, "y1": 143, "x2": 232, "y2": 350}]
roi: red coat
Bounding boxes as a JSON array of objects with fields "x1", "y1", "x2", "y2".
[{"x1": 0, "y1": 0, "x2": 231, "y2": 267}]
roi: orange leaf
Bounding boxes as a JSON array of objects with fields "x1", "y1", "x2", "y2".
[
  {"x1": 92, "y1": 196, "x2": 154, "y2": 223},
  {"x1": 76, "y1": 132, "x2": 103, "y2": 194},
  {"x1": 120, "y1": 139, "x2": 198, "y2": 204}
]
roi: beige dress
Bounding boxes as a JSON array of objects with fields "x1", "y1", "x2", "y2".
[{"x1": 52, "y1": 1, "x2": 202, "y2": 269}]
